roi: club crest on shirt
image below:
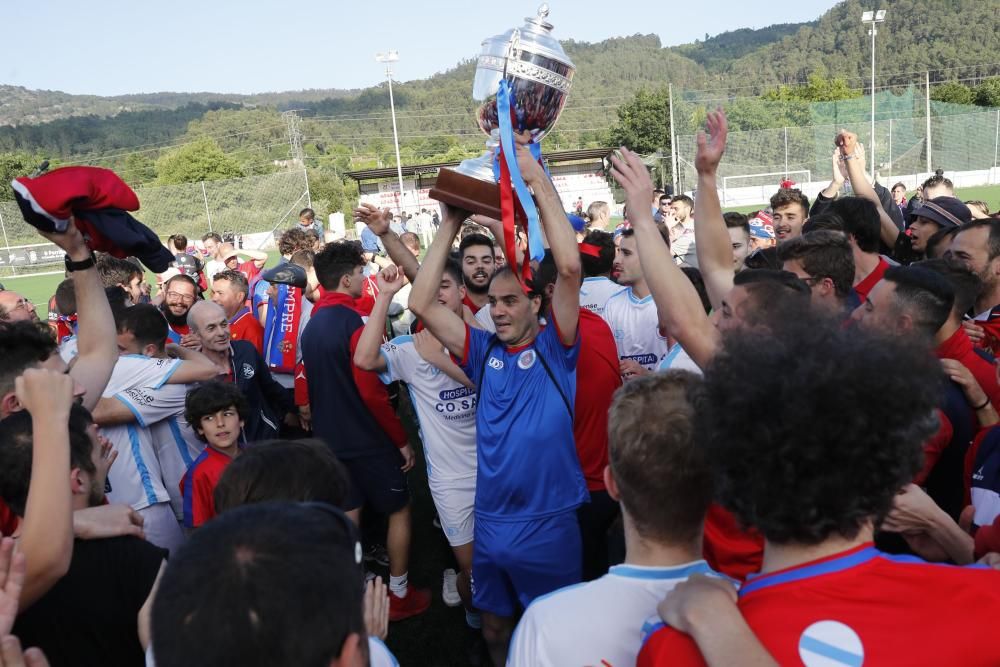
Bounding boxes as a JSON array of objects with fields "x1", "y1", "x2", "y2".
[
  {"x1": 242, "y1": 363, "x2": 255, "y2": 379},
  {"x1": 517, "y1": 349, "x2": 536, "y2": 370},
  {"x1": 798, "y1": 620, "x2": 864, "y2": 667},
  {"x1": 488, "y1": 357, "x2": 504, "y2": 370}
]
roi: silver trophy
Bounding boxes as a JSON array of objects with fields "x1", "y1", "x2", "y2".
[{"x1": 430, "y1": 4, "x2": 576, "y2": 217}]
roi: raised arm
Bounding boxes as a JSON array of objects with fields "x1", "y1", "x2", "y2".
[
  {"x1": 611, "y1": 148, "x2": 720, "y2": 369},
  {"x1": 837, "y1": 131, "x2": 900, "y2": 247},
  {"x1": 692, "y1": 109, "x2": 736, "y2": 310},
  {"x1": 240, "y1": 248, "x2": 268, "y2": 269},
  {"x1": 472, "y1": 214, "x2": 525, "y2": 268},
  {"x1": 41, "y1": 220, "x2": 116, "y2": 411},
  {"x1": 517, "y1": 144, "x2": 580, "y2": 345},
  {"x1": 408, "y1": 206, "x2": 469, "y2": 359},
  {"x1": 355, "y1": 204, "x2": 421, "y2": 284},
  {"x1": 353, "y1": 266, "x2": 403, "y2": 373}
]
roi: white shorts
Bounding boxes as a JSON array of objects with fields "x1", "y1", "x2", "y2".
[{"x1": 429, "y1": 475, "x2": 476, "y2": 548}]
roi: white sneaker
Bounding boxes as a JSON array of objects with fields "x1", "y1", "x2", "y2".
[{"x1": 442, "y1": 568, "x2": 461, "y2": 607}]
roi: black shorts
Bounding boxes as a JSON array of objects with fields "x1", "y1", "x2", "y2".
[{"x1": 343, "y1": 448, "x2": 410, "y2": 514}]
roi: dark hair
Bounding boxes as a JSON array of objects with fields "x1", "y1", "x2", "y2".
[
  {"x1": 528, "y1": 251, "x2": 557, "y2": 314},
  {"x1": 731, "y1": 269, "x2": 812, "y2": 328},
  {"x1": 214, "y1": 440, "x2": 350, "y2": 513},
  {"x1": 925, "y1": 225, "x2": 960, "y2": 259},
  {"x1": 171, "y1": 235, "x2": 189, "y2": 253},
  {"x1": 151, "y1": 502, "x2": 365, "y2": 667},
  {"x1": 777, "y1": 230, "x2": 855, "y2": 298},
  {"x1": 916, "y1": 257, "x2": 982, "y2": 316},
  {"x1": 290, "y1": 249, "x2": 315, "y2": 270},
  {"x1": 580, "y1": 229, "x2": 615, "y2": 277},
  {"x1": 700, "y1": 318, "x2": 942, "y2": 544},
  {"x1": 164, "y1": 273, "x2": 199, "y2": 295},
  {"x1": 619, "y1": 226, "x2": 671, "y2": 248},
  {"x1": 54, "y1": 279, "x2": 76, "y2": 316},
  {"x1": 723, "y1": 212, "x2": 750, "y2": 234},
  {"x1": 212, "y1": 269, "x2": 249, "y2": 300},
  {"x1": 278, "y1": 228, "x2": 318, "y2": 257},
  {"x1": 608, "y1": 371, "x2": 711, "y2": 544},
  {"x1": 0, "y1": 405, "x2": 96, "y2": 516},
  {"x1": 442, "y1": 258, "x2": 464, "y2": 287},
  {"x1": 313, "y1": 241, "x2": 365, "y2": 291},
  {"x1": 955, "y1": 218, "x2": 1000, "y2": 261},
  {"x1": 459, "y1": 233, "x2": 495, "y2": 258},
  {"x1": 0, "y1": 322, "x2": 58, "y2": 398},
  {"x1": 97, "y1": 255, "x2": 143, "y2": 289},
  {"x1": 115, "y1": 303, "x2": 168, "y2": 352},
  {"x1": 827, "y1": 197, "x2": 881, "y2": 253},
  {"x1": 202, "y1": 232, "x2": 223, "y2": 244},
  {"x1": 184, "y1": 382, "x2": 250, "y2": 442},
  {"x1": 681, "y1": 267, "x2": 712, "y2": 314},
  {"x1": 891, "y1": 182, "x2": 906, "y2": 192},
  {"x1": 671, "y1": 194, "x2": 694, "y2": 210},
  {"x1": 106, "y1": 286, "x2": 129, "y2": 315},
  {"x1": 801, "y1": 212, "x2": 845, "y2": 235},
  {"x1": 882, "y1": 265, "x2": 956, "y2": 337},
  {"x1": 299, "y1": 208, "x2": 315, "y2": 221},
  {"x1": 770, "y1": 188, "x2": 810, "y2": 217},
  {"x1": 921, "y1": 172, "x2": 954, "y2": 193}
]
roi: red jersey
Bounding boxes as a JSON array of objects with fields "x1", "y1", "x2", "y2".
[
  {"x1": 936, "y1": 326, "x2": 1000, "y2": 409},
  {"x1": 238, "y1": 259, "x2": 261, "y2": 284},
  {"x1": 973, "y1": 304, "x2": 1000, "y2": 358},
  {"x1": 229, "y1": 307, "x2": 264, "y2": 354},
  {"x1": 180, "y1": 447, "x2": 234, "y2": 528},
  {"x1": 853, "y1": 256, "x2": 888, "y2": 303},
  {"x1": 702, "y1": 504, "x2": 764, "y2": 582},
  {"x1": 638, "y1": 543, "x2": 1000, "y2": 667},
  {"x1": 353, "y1": 276, "x2": 379, "y2": 317},
  {"x1": 574, "y1": 309, "x2": 622, "y2": 491},
  {"x1": 463, "y1": 293, "x2": 485, "y2": 315}
]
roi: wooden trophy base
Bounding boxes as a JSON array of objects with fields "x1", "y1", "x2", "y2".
[{"x1": 429, "y1": 168, "x2": 503, "y2": 220}]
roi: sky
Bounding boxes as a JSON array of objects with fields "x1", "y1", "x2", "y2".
[{"x1": 2, "y1": 0, "x2": 839, "y2": 96}]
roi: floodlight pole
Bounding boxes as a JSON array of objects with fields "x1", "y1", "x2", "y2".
[
  {"x1": 862, "y1": 10, "x2": 886, "y2": 180},
  {"x1": 377, "y1": 50, "x2": 407, "y2": 214}
]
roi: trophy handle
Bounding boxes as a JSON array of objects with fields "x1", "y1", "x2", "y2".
[{"x1": 502, "y1": 28, "x2": 521, "y2": 80}]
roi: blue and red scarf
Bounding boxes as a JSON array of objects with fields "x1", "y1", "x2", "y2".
[{"x1": 263, "y1": 285, "x2": 303, "y2": 374}]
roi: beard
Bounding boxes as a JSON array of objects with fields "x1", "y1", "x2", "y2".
[
  {"x1": 464, "y1": 276, "x2": 490, "y2": 295},
  {"x1": 160, "y1": 303, "x2": 190, "y2": 327}
]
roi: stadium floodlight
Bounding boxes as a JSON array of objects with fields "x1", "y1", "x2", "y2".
[
  {"x1": 861, "y1": 9, "x2": 887, "y2": 179},
  {"x1": 376, "y1": 50, "x2": 406, "y2": 213}
]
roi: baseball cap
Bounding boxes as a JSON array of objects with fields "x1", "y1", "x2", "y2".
[
  {"x1": 260, "y1": 263, "x2": 307, "y2": 288},
  {"x1": 909, "y1": 196, "x2": 972, "y2": 228}
]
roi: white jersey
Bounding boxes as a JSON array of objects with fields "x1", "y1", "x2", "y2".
[
  {"x1": 102, "y1": 356, "x2": 182, "y2": 511},
  {"x1": 656, "y1": 343, "x2": 703, "y2": 375},
  {"x1": 579, "y1": 276, "x2": 624, "y2": 317},
  {"x1": 508, "y1": 560, "x2": 719, "y2": 667},
  {"x1": 379, "y1": 335, "x2": 477, "y2": 482},
  {"x1": 369, "y1": 637, "x2": 399, "y2": 667},
  {"x1": 474, "y1": 303, "x2": 496, "y2": 333},
  {"x1": 115, "y1": 381, "x2": 206, "y2": 520},
  {"x1": 602, "y1": 288, "x2": 670, "y2": 371},
  {"x1": 58, "y1": 335, "x2": 79, "y2": 364}
]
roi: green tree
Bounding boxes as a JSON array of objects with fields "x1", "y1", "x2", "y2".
[
  {"x1": 931, "y1": 81, "x2": 974, "y2": 105},
  {"x1": 0, "y1": 152, "x2": 45, "y2": 200},
  {"x1": 122, "y1": 153, "x2": 157, "y2": 184},
  {"x1": 763, "y1": 74, "x2": 861, "y2": 103},
  {"x1": 155, "y1": 138, "x2": 243, "y2": 184},
  {"x1": 608, "y1": 88, "x2": 671, "y2": 154},
  {"x1": 974, "y1": 79, "x2": 1000, "y2": 107}
]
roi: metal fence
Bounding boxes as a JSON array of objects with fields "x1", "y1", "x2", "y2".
[{"x1": 0, "y1": 169, "x2": 312, "y2": 278}]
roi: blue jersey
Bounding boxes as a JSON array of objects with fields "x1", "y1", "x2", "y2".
[{"x1": 458, "y1": 322, "x2": 587, "y2": 520}]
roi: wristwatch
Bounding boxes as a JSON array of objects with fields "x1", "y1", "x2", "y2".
[{"x1": 64, "y1": 252, "x2": 97, "y2": 273}]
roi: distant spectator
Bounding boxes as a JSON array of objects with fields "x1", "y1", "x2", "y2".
[{"x1": 297, "y1": 207, "x2": 324, "y2": 240}]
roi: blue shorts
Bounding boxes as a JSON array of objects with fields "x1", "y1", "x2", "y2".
[{"x1": 471, "y1": 510, "x2": 582, "y2": 617}]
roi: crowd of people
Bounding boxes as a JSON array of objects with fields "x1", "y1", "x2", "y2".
[{"x1": 0, "y1": 107, "x2": 998, "y2": 666}]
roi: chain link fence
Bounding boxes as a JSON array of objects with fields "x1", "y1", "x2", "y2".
[{"x1": 0, "y1": 169, "x2": 312, "y2": 278}]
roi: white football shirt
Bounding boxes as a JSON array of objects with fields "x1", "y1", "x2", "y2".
[
  {"x1": 508, "y1": 560, "x2": 720, "y2": 667},
  {"x1": 602, "y1": 288, "x2": 670, "y2": 371},
  {"x1": 579, "y1": 276, "x2": 624, "y2": 318},
  {"x1": 379, "y1": 336, "x2": 477, "y2": 483},
  {"x1": 656, "y1": 343, "x2": 703, "y2": 375}
]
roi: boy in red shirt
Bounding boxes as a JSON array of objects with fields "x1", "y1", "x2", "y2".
[{"x1": 180, "y1": 381, "x2": 248, "y2": 529}]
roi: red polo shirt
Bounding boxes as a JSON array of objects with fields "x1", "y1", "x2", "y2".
[
  {"x1": 574, "y1": 309, "x2": 622, "y2": 491},
  {"x1": 229, "y1": 307, "x2": 264, "y2": 354},
  {"x1": 936, "y1": 326, "x2": 1000, "y2": 410},
  {"x1": 180, "y1": 446, "x2": 234, "y2": 529},
  {"x1": 854, "y1": 256, "x2": 889, "y2": 303},
  {"x1": 463, "y1": 293, "x2": 484, "y2": 315}
]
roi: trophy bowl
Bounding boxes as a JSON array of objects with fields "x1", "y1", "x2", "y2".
[{"x1": 430, "y1": 4, "x2": 575, "y2": 219}]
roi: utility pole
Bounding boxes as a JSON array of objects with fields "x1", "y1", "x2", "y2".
[
  {"x1": 861, "y1": 9, "x2": 886, "y2": 180},
  {"x1": 668, "y1": 83, "x2": 679, "y2": 195},
  {"x1": 282, "y1": 110, "x2": 305, "y2": 167},
  {"x1": 376, "y1": 50, "x2": 407, "y2": 215}
]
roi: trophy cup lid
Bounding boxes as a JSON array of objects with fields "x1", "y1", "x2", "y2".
[{"x1": 479, "y1": 4, "x2": 575, "y2": 71}]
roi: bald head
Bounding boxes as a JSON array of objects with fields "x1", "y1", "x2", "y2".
[{"x1": 188, "y1": 300, "x2": 232, "y2": 354}]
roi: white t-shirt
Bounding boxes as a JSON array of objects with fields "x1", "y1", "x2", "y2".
[
  {"x1": 116, "y1": 381, "x2": 206, "y2": 520},
  {"x1": 579, "y1": 276, "x2": 624, "y2": 318},
  {"x1": 102, "y1": 356, "x2": 182, "y2": 511},
  {"x1": 205, "y1": 259, "x2": 226, "y2": 283},
  {"x1": 508, "y1": 560, "x2": 718, "y2": 667},
  {"x1": 602, "y1": 288, "x2": 670, "y2": 371},
  {"x1": 58, "y1": 335, "x2": 78, "y2": 364},
  {"x1": 379, "y1": 336, "x2": 477, "y2": 483},
  {"x1": 474, "y1": 303, "x2": 496, "y2": 333},
  {"x1": 656, "y1": 343, "x2": 703, "y2": 375}
]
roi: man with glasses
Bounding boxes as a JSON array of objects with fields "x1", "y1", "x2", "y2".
[
  {"x1": 159, "y1": 274, "x2": 200, "y2": 346},
  {"x1": 777, "y1": 230, "x2": 859, "y2": 317},
  {"x1": 0, "y1": 292, "x2": 38, "y2": 323}
]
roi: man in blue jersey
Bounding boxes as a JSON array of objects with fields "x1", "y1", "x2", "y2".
[{"x1": 410, "y1": 144, "x2": 585, "y2": 665}]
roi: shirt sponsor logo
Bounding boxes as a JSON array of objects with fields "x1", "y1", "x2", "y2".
[
  {"x1": 487, "y1": 356, "x2": 504, "y2": 370},
  {"x1": 622, "y1": 353, "x2": 658, "y2": 366},
  {"x1": 439, "y1": 386, "x2": 474, "y2": 401},
  {"x1": 124, "y1": 388, "x2": 154, "y2": 405},
  {"x1": 517, "y1": 349, "x2": 536, "y2": 370},
  {"x1": 798, "y1": 621, "x2": 864, "y2": 667},
  {"x1": 242, "y1": 363, "x2": 255, "y2": 379}
]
